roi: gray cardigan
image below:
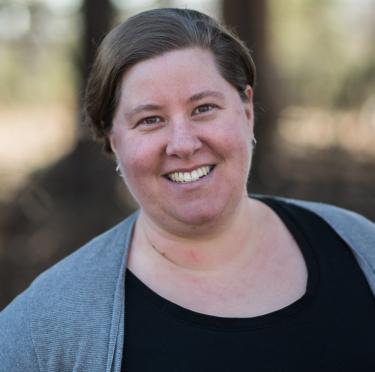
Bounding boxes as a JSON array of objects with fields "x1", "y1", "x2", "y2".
[{"x1": 0, "y1": 198, "x2": 374, "y2": 372}]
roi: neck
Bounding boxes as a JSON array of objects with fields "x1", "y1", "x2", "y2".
[{"x1": 135, "y1": 197, "x2": 261, "y2": 272}]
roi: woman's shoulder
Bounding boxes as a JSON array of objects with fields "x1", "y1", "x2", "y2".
[
  {"x1": 0, "y1": 211, "x2": 137, "y2": 371},
  {"x1": 259, "y1": 194, "x2": 375, "y2": 249},
  {"x1": 271, "y1": 195, "x2": 375, "y2": 232},
  {"x1": 255, "y1": 194, "x2": 375, "y2": 257},
  {"x1": 255, "y1": 194, "x2": 374, "y2": 229},
  {"x1": 29, "y1": 211, "x2": 137, "y2": 295},
  {"x1": 255, "y1": 194, "x2": 375, "y2": 295}
]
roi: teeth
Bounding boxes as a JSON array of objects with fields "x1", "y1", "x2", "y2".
[
  {"x1": 184, "y1": 173, "x2": 192, "y2": 182},
  {"x1": 167, "y1": 166, "x2": 212, "y2": 183}
]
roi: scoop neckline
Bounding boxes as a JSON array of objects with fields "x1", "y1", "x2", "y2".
[{"x1": 125, "y1": 197, "x2": 320, "y2": 331}]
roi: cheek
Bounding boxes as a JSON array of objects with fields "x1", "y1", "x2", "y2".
[
  {"x1": 117, "y1": 136, "x2": 161, "y2": 183},
  {"x1": 119, "y1": 149, "x2": 152, "y2": 202},
  {"x1": 120, "y1": 146, "x2": 146, "y2": 179},
  {"x1": 221, "y1": 122, "x2": 253, "y2": 177},
  {"x1": 220, "y1": 117, "x2": 252, "y2": 155}
]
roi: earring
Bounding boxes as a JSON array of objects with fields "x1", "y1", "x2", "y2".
[
  {"x1": 115, "y1": 164, "x2": 122, "y2": 177},
  {"x1": 252, "y1": 137, "x2": 257, "y2": 147}
]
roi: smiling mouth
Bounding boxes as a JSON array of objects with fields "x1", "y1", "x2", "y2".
[{"x1": 166, "y1": 165, "x2": 214, "y2": 183}]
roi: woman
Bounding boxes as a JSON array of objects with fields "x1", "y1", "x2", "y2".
[{"x1": 1, "y1": 8, "x2": 375, "y2": 372}]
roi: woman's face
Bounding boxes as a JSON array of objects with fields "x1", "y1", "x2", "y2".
[{"x1": 111, "y1": 48, "x2": 254, "y2": 234}]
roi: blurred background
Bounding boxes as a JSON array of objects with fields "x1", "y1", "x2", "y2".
[{"x1": 0, "y1": 0, "x2": 374, "y2": 309}]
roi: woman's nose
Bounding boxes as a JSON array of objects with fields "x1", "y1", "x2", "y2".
[{"x1": 165, "y1": 121, "x2": 202, "y2": 158}]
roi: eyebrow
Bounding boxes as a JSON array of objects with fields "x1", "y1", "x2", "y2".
[
  {"x1": 188, "y1": 90, "x2": 225, "y2": 102},
  {"x1": 125, "y1": 104, "x2": 163, "y2": 120}
]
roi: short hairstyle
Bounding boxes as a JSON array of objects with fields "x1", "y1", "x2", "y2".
[{"x1": 84, "y1": 8, "x2": 256, "y2": 153}]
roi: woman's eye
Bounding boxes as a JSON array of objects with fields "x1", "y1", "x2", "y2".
[
  {"x1": 193, "y1": 104, "x2": 217, "y2": 115},
  {"x1": 138, "y1": 116, "x2": 163, "y2": 126}
]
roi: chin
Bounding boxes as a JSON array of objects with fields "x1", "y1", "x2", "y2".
[{"x1": 169, "y1": 204, "x2": 231, "y2": 231}]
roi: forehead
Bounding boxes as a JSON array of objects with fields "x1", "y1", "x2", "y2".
[{"x1": 118, "y1": 48, "x2": 233, "y2": 104}]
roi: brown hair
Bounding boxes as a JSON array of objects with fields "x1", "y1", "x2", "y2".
[{"x1": 84, "y1": 8, "x2": 256, "y2": 153}]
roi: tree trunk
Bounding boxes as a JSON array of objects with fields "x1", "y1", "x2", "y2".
[
  {"x1": 222, "y1": 0, "x2": 282, "y2": 189},
  {"x1": 81, "y1": 0, "x2": 113, "y2": 87},
  {"x1": 0, "y1": 0, "x2": 131, "y2": 310}
]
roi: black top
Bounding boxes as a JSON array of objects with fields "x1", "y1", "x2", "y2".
[{"x1": 122, "y1": 198, "x2": 375, "y2": 371}]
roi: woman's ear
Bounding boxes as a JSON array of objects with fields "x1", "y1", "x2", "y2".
[
  {"x1": 108, "y1": 131, "x2": 117, "y2": 154},
  {"x1": 243, "y1": 85, "x2": 254, "y2": 126},
  {"x1": 244, "y1": 85, "x2": 253, "y2": 101}
]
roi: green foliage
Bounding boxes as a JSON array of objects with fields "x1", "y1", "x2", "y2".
[
  {"x1": 269, "y1": 0, "x2": 375, "y2": 108},
  {"x1": 1, "y1": 0, "x2": 374, "y2": 110},
  {"x1": 0, "y1": 1, "x2": 78, "y2": 106}
]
